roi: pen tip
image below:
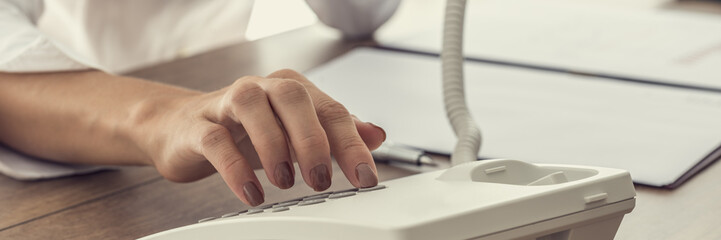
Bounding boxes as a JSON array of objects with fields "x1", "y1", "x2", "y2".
[{"x1": 419, "y1": 156, "x2": 437, "y2": 166}]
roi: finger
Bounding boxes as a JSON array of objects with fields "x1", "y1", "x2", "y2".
[
  {"x1": 351, "y1": 115, "x2": 386, "y2": 151},
  {"x1": 198, "y1": 123, "x2": 264, "y2": 206},
  {"x1": 260, "y1": 78, "x2": 332, "y2": 192},
  {"x1": 225, "y1": 80, "x2": 295, "y2": 189},
  {"x1": 267, "y1": 69, "x2": 378, "y2": 188},
  {"x1": 314, "y1": 95, "x2": 378, "y2": 188}
]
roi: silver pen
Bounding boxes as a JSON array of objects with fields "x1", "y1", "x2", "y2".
[{"x1": 371, "y1": 141, "x2": 436, "y2": 166}]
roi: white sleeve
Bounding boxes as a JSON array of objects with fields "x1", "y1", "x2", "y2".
[
  {"x1": 0, "y1": 0, "x2": 90, "y2": 73},
  {"x1": 0, "y1": 145, "x2": 112, "y2": 180},
  {"x1": 305, "y1": 0, "x2": 400, "y2": 39}
]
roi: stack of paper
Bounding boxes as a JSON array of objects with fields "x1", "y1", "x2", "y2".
[{"x1": 306, "y1": 48, "x2": 721, "y2": 188}]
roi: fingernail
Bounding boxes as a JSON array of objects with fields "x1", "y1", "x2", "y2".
[
  {"x1": 243, "y1": 182, "x2": 264, "y2": 206},
  {"x1": 310, "y1": 164, "x2": 331, "y2": 191},
  {"x1": 355, "y1": 163, "x2": 378, "y2": 188},
  {"x1": 368, "y1": 122, "x2": 387, "y2": 142},
  {"x1": 275, "y1": 162, "x2": 294, "y2": 189}
]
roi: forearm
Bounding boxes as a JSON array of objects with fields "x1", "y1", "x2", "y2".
[
  {"x1": 0, "y1": 70, "x2": 200, "y2": 165},
  {"x1": 0, "y1": 68, "x2": 384, "y2": 206}
]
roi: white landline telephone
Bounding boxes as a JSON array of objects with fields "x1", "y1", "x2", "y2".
[{"x1": 140, "y1": 1, "x2": 636, "y2": 239}]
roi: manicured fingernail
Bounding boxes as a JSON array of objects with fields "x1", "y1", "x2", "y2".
[
  {"x1": 355, "y1": 163, "x2": 378, "y2": 188},
  {"x1": 243, "y1": 182, "x2": 264, "y2": 206},
  {"x1": 275, "y1": 162, "x2": 294, "y2": 189},
  {"x1": 368, "y1": 122, "x2": 386, "y2": 142},
  {"x1": 310, "y1": 164, "x2": 331, "y2": 191}
]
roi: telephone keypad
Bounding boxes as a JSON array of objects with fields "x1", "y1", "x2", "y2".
[{"x1": 197, "y1": 185, "x2": 386, "y2": 223}]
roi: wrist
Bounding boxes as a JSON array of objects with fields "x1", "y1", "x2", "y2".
[{"x1": 123, "y1": 88, "x2": 202, "y2": 166}]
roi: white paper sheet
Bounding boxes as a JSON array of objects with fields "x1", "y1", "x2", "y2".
[
  {"x1": 376, "y1": 0, "x2": 721, "y2": 90},
  {"x1": 305, "y1": 48, "x2": 721, "y2": 187}
]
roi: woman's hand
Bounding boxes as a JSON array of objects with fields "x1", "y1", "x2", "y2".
[
  {"x1": 0, "y1": 69, "x2": 382, "y2": 206},
  {"x1": 134, "y1": 69, "x2": 386, "y2": 206}
]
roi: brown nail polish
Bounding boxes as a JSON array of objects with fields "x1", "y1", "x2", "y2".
[
  {"x1": 243, "y1": 182, "x2": 264, "y2": 206},
  {"x1": 368, "y1": 122, "x2": 387, "y2": 142},
  {"x1": 355, "y1": 163, "x2": 378, "y2": 188},
  {"x1": 310, "y1": 164, "x2": 331, "y2": 191},
  {"x1": 275, "y1": 162, "x2": 294, "y2": 189}
]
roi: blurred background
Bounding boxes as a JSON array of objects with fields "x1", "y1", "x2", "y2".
[{"x1": 245, "y1": 0, "x2": 721, "y2": 42}]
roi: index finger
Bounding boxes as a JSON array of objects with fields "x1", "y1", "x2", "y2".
[
  {"x1": 198, "y1": 123, "x2": 265, "y2": 206},
  {"x1": 267, "y1": 70, "x2": 378, "y2": 188}
]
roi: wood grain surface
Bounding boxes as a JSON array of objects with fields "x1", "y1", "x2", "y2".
[
  {"x1": 616, "y1": 156, "x2": 721, "y2": 240},
  {"x1": 0, "y1": 167, "x2": 159, "y2": 231}
]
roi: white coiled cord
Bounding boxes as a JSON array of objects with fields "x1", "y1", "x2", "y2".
[{"x1": 442, "y1": 0, "x2": 482, "y2": 166}]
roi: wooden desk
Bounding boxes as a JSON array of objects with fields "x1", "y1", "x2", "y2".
[{"x1": 2, "y1": 23, "x2": 720, "y2": 239}]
